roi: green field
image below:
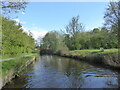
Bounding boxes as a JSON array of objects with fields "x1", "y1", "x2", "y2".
[{"x1": 70, "y1": 48, "x2": 119, "y2": 55}]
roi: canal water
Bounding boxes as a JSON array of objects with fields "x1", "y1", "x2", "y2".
[{"x1": 3, "y1": 55, "x2": 120, "y2": 88}]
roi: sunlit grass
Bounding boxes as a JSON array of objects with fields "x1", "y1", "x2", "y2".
[
  {"x1": 70, "y1": 48, "x2": 119, "y2": 54},
  {"x1": 0, "y1": 54, "x2": 37, "y2": 77}
]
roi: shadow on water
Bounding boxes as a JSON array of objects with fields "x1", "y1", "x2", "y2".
[{"x1": 3, "y1": 55, "x2": 120, "y2": 88}]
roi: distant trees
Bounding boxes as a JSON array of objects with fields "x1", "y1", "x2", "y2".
[
  {"x1": 2, "y1": 17, "x2": 35, "y2": 56},
  {"x1": 40, "y1": 13, "x2": 118, "y2": 54},
  {"x1": 40, "y1": 31, "x2": 68, "y2": 55},
  {"x1": 40, "y1": 1, "x2": 118, "y2": 54},
  {"x1": 63, "y1": 15, "x2": 117, "y2": 50}
]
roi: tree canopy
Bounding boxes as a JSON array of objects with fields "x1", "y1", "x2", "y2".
[{"x1": 2, "y1": 17, "x2": 35, "y2": 56}]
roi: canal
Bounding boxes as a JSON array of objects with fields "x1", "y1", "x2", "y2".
[{"x1": 3, "y1": 55, "x2": 120, "y2": 88}]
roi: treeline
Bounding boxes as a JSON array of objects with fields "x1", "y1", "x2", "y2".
[
  {"x1": 2, "y1": 17, "x2": 35, "y2": 56},
  {"x1": 40, "y1": 26, "x2": 118, "y2": 55},
  {"x1": 40, "y1": 1, "x2": 119, "y2": 55},
  {"x1": 64, "y1": 27, "x2": 118, "y2": 50}
]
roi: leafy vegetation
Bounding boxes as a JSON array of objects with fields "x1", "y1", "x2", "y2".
[
  {"x1": 64, "y1": 27, "x2": 118, "y2": 50},
  {"x1": 40, "y1": 31, "x2": 69, "y2": 55},
  {"x1": 2, "y1": 17, "x2": 35, "y2": 59}
]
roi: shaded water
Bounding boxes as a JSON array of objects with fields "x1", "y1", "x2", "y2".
[{"x1": 3, "y1": 55, "x2": 120, "y2": 88}]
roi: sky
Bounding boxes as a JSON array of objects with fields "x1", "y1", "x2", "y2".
[{"x1": 13, "y1": 2, "x2": 109, "y2": 40}]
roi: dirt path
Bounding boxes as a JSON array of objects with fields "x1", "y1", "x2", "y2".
[{"x1": 0, "y1": 54, "x2": 33, "y2": 62}]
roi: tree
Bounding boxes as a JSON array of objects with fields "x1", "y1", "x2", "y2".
[
  {"x1": 66, "y1": 15, "x2": 84, "y2": 37},
  {"x1": 104, "y1": 1, "x2": 120, "y2": 29},
  {"x1": 42, "y1": 31, "x2": 58, "y2": 52},
  {"x1": 92, "y1": 28, "x2": 100, "y2": 33},
  {"x1": 104, "y1": 1, "x2": 120, "y2": 48},
  {"x1": 2, "y1": 17, "x2": 35, "y2": 56},
  {"x1": 64, "y1": 34, "x2": 72, "y2": 50},
  {"x1": 1, "y1": 0, "x2": 28, "y2": 16},
  {"x1": 41, "y1": 31, "x2": 69, "y2": 55},
  {"x1": 65, "y1": 16, "x2": 85, "y2": 50}
]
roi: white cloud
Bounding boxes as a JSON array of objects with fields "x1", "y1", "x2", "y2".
[
  {"x1": 27, "y1": 25, "x2": 48, "y2": 40},
  {"x1": 22, "y1": 12, "x2": 25, "y2": 15},
  {"x1": 21, "y1": 26, "x2": 48, "y2": 40},
  {"x1": 31, "y1": 30, "x2": 48, "y2": 40},
  {"x1": 14, "y1": 18, "x2": 20, "y2": 23},
  {"x1": 13, "y1": 19, "x2": 48, "y2": 40},
  {"x1": 85, "y1": 26, "x2": 94, "y2": 31},
  {"x1": 13, "y1": 18, "x2": 26, "y2": 25},
  {"x1": 21, "y1": 26, "x2": 29, "y2": 34}
]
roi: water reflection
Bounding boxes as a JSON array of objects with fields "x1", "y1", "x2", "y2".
[{"x1": 3, "y1": 55, "x2": 120, "y2": 88}]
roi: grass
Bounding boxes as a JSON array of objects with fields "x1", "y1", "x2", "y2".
[
  {"x1": 70, "y1": 48, "x2": 119, "y2": 55},
  {"x1": 0, "y1": 54, "x2": 37, "y2": 77}
]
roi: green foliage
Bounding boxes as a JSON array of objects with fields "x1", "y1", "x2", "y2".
[
  {"x1": 64, "y1": 27, "x2": 118, "y2": 50},
  {"x1": 63, "y1": 15, "x2": 118, "y2": 50},
  {"x1": 2, "y1": 17, "x2": 35, "y2": 58},
  {"x1": 64, "y1": 16, "x2": 85, "y2": 50},
  {"x1": 40, "y1": 31, "x2": 69, "y2": 55},
  {"x1": 41, "y1": 22, "x2": 118, "y2": 55}
]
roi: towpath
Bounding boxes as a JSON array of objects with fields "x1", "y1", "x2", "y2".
[{"x1": 0, "y1": 54, "x2": 33, "y2": 62}]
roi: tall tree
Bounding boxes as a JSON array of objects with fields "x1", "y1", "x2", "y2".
[
  {"x1": 65, "y1": 16, "x2": 84, "y2": 50},
  {"x1": 66, "y1": 15, "x2": 84, "y2": 37},
  {"x1": 104, "y1": 1, "x2": 120, "y2": 47}
]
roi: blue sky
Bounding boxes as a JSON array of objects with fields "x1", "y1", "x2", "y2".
[{"x1": 14, "y1": 2, "x2": 109, "y2": 39}]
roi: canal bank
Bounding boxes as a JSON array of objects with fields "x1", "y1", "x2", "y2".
[
  {"x1": 0, "y1": 55, "x2": 37, "y2": 89},
  {"x1": 58, "y1": 52, "x2": 120, "y2": 69},
  {"x1": 2, "y1": 55, "x2": 120, "y2": 88},
  {"x1": 40, "y1": 49, "x2": 120, "y2": 69}
]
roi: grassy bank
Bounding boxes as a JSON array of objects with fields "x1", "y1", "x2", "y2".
[
  {"x1": 0, "y1": 54, "x2": 37, "y2": 77},
  {"x1": 70, "y1": 48, "x2": 118, "y2": 55},
  {"x1": 60, "y1": 48, "x2": 119, "y2": 68}
]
